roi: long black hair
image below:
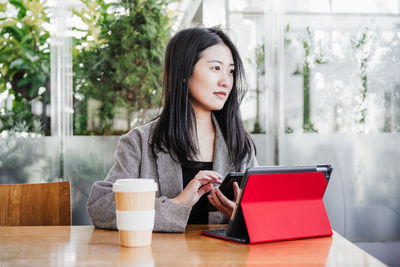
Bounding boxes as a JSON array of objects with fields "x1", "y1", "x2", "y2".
[{"x1": 151, "y1": 26, "x2": 253, "y2": 170}]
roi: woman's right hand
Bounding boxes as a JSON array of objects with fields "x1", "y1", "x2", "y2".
[{"x1": 170, "y1": 170, "x2": 222, "y2": 207}]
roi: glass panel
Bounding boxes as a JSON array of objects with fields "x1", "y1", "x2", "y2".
[
  {"x1": 251, "y1": 134, "x2": 274, "y2": 165},
  {"x1": 64, "y1": 136, "x2": 119, "y2": 225},
  {"x1": 285, "y1": 0, "x2": 400, "y2": 13},
  {"x1": 230, "y1": 0, "x2": 264, "y2": 12},
  {"x1": 0, "y1": 136, "x2": 60, "y2": 184},
  {"x1": 283, "y1": 18, "x2": 400, "y2": 133},
  {"x1": 203, "y1": 0, "x2": 226, "y2": 27},
  {"x1": 280, "y1": 134, "x2": 400, "y2": 241},
  {"x1": 332, "y1": 0, "x2": 399, "y2": 14},
  {"x1": 223, "y1": 1, "x2": 267, "y2": 134},
  {"x1": 0, "y1": 1, "x2": 61, "y2": 186},
  {"x1": 281, "y1": 7, "x2": 400, "y2": 243},
  {"x1": 285, "y1": 0, "x2": 330, "y2": 13}
]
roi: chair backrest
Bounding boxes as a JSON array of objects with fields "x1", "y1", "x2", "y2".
[{"x1": 0, "y1": 181, "x2": 71, "y2": 226}]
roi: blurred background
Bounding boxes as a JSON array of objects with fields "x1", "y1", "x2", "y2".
[{"x1": 1, "y1": 0, "x2": 399, "y2": 265}]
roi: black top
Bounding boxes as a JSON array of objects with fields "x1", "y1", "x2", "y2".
[{"x1": 182, "y1": 161, "x2": 213, "y2": 224}]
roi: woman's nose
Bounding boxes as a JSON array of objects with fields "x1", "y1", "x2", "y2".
[{"x1": 218, "y1": 72, "x2": 231, "y2": 88}]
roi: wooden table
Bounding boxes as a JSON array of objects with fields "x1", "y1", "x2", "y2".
[{"x1": 0, "y1": 225, "x2": 385, "y2": 266}]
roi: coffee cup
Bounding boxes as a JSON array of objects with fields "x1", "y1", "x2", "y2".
[{"x1": 113, "y1": 178, "x2": 157, "y2": 247}]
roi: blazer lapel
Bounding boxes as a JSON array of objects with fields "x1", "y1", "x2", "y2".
[
  {"x1": 149, "y1": 121, "x2": 182, "y2": 198},
  {"x1": 155, "y1": 150, "x2": 183, "y2": 198}
]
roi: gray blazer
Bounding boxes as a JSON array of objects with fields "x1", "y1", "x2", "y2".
[{"x1": 87, "y1": 116, "x2": 258, "y2": 232}]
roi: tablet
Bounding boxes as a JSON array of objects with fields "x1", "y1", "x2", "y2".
[{"x1": 203, "y1": 164, "x2": 333, "y2": 244}]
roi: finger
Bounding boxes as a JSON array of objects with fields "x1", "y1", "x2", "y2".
[
  {"x1": 208, "y1": 191, "x2": 221, "y2": 210},
  {"x1": 210, "y1": 188, "x2": 220, "y2": 205},
  {"x1": 197, "y1": 176, "x2": 212, "y2": 184},
  {"x1": 210, "y1": 189, "x2": 229, "y2": 214},
  {"x1": 197, "y1": 175, "x2": 221, "y2": 185},
  {"x1": 198, "y1": 182, "x2": 210, "y2": 191},
  {"x1": 202, "y1": 170, "x2": 223, "y2": 177},
  {"x1": 186, "y1": 179, "x2": 208, "y2": 193},
  {"x1": 211, "y1": 188, "x2": 225, "y2": 209},
  {"x1": 198, "y1": 170, "x2": 223, "y2": 180},
  {"x1": 208, "y1": 194, "x2": 216, "y2": 207},
  {"x1": 233, "y1": 181, "x2": 240, "y2": 200},
  {"x1": 215, "y1": 187, "x2": 233, "y2": 207},
  {"x1": 198, "y1": 183, "x2": 213, "y2": 196}
]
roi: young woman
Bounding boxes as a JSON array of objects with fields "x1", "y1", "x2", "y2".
[{"x1": 87, "y1": 26, "x2": 258, "y2": 232}]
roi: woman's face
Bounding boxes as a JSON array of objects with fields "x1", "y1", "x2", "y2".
[{"x1": 188, "y1": 43, "x2": 234, "y2": 114}]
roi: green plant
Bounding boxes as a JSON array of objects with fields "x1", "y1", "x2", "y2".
[
  {"x1": 0, "y1": 0, "x2": 50, "y2": 135},
  {"x1": 288, "y1": 26, "x2": 325, "y2": 133},
  {"x1": 73, "y1": 0, "x2": 172, "y2": 135},
  {"x1": 351, "y1": 30, "x2": 372, "y2": 126},
  {"x1": 301, "y1": 27, "x2": 319, "y2": 133},
  {"x1": 285, "y1": 126, "x2": 294, "y2": 134},
  {"x1": 0, "y1": 96, "x2": 42, "y2": 133},
  {"x1": 249, "y1": 41, "x2": 265, "y2": 134}
]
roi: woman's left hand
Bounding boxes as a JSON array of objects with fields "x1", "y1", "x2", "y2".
[{"x1": 208, "y1": 181, "x2": 240, "y2": 218}]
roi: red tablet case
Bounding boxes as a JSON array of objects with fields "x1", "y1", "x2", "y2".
[{"x1": 241, "y1": 172, "x2": 332, "y2": 244}]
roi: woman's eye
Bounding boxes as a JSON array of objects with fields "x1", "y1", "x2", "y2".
[
  {"x1": 213, "y1": 66, "x2": 220, "y2": 71},
  {"x1": 230, "y1": 69, "x2": 235, "y2": 74}
]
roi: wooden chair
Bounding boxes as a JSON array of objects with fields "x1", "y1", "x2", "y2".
[{"x1": 0, "y1": 181, "x2": 71, "y2": 226}]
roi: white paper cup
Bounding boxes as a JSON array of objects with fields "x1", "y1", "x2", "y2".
[{"x1": 113, "y1": 179, "x2": 157, "y2": 247}]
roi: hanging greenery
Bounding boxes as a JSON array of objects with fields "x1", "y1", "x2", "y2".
[{"x1": 351, "y1": 30, "x2": 373, "y2": 126}]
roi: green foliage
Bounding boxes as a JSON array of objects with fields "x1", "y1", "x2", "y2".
[
  {"x1": 254, "y1": 42, "x2": 265, "y2": 75},
  {"x1": 289, "y1": 26, "x2": 316, "y2": 132},
  {"x1": 0, "y1": 96, "x2": 42, "y2": 133},
  {"x1": 351, "y1": 31, "x2": 370, "y2": 125},
  {"x1": 249, "y1": 41, "x2": 265, "y2": 134},
  {"x1": 285, "y1": 126, "x2": 294, "y2": 134},
  {"x1": 0, "y1": 0, "x2": 50, "y2": 135},
  {"x1": 1, "y1": 0, "x2": 173, "y2": 136},
  {"x1": 73, "y1": 0, "x2": 172, "y2": 135},
  {"x1": 287, "y1": 25, "x2": 373, "y2": 133},
  {"x1": 288, "y1": 26, "x2": 321, "y2": 133},
  {"x1": 248, "y1": 41, "x2": 265, "y2": 75},
  {"x1": 252, "y1": 121, "x2": 264, "y2": 134},
  {"x1": 284, "y1": 24, "x2": 291, "y2": 47}
]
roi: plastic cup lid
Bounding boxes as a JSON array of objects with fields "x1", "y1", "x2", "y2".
[{"x1": 112, "y1": 178, "x2": 158, "y2": 193}]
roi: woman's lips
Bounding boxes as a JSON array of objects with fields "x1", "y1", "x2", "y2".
[{"x1": 213, "y1": 91, "x2": 227, "y2": 96}]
